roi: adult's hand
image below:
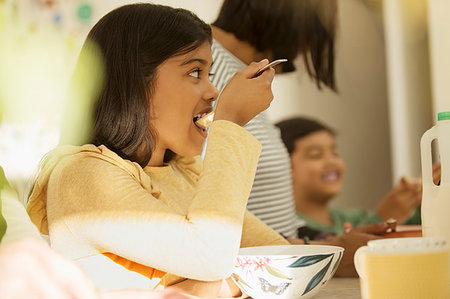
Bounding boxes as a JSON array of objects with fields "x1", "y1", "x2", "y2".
[
  {"x1": 0, "y1": 238, "x2": 97, "y2": 299},
  {"x1": 0, "y1": 238, "x2": 192, "y2": 299}
]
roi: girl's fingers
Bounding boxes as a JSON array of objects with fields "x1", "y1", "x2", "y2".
[{"x1": 244, "y1": 59, "x2": 270, "y2": 78}]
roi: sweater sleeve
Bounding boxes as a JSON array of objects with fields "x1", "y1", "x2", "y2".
[
  {"x1": 240, "y1": 210, "x2": 289, "y2": 247},
  {"x1": 47, "y1": 121, "x2": 261, "y2": 281}
]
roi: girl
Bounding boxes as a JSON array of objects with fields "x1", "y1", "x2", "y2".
[{"x1": 27, "y1": 3, "x2": 288, "y2": 298}]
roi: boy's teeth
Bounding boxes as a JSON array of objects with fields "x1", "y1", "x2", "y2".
[{"x1": 323, "y1": 171, "x2": 338, "y2": 182}]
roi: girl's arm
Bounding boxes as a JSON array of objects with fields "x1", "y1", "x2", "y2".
[
  {"x1": 48, "y1": 121, "x2": 261, "y2": 281},
  {"x1": 240, "y1": 210, "x2": 289, "y2": 248}
]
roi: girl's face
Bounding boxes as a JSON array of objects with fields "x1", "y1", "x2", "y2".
[
  {"x1": 290, "y1": 130, "x2": 345, "y2": 203},
  {"x1": 148, "y1": 42, "x2": 218, "y2": 166}
]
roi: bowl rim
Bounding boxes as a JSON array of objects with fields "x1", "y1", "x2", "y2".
[{"x1": 238, "y1": 244, "x2": 344, "y2": 256}]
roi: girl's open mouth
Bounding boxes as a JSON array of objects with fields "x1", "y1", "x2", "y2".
[{"x1": 193, "y1": 112, "x2": 209, "y2": 136}]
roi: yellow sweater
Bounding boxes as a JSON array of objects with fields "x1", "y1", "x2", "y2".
[{"x1": 27, "y1": 121, "x2": 288, "y2": 288}]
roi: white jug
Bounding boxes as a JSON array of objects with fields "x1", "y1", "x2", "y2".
[{"x1": 420, "y1": 111, "x2": 450, "y2": 243}]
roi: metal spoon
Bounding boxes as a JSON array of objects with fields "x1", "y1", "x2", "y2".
[
  {"x1": 252, "y1": 58, "x2": 288, "y2": 78},
  {"x1": 195, "y1": 59, "x2": 288, "y2": 129}
]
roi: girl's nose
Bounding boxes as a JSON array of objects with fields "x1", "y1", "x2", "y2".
[{"x1": 204, "y1": 81, "x2": 219, "y2": 102}]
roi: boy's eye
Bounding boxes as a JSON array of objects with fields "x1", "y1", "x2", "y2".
[
  {"x1": 189, "y1": 69, "x2": 201, "y2": 78},
  {"x1": 307, "y1": 150, "x2": 322, "y2": 159}
]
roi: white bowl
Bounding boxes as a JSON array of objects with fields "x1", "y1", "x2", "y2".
[{"x1": 232, "y1": 245, "x2": 344, "y2": 299}]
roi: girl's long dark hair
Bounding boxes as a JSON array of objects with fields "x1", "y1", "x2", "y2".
[{"x1": 76, "y1": 4, "x2": 211, "y2": 167}]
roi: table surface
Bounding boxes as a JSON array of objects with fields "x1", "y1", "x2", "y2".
[
  {"x1": 237, "y1": 277, "x2": 361, "y2": 299},
  {"x1": 314, "y1": 277, "x2": 361, "y2": 299}
]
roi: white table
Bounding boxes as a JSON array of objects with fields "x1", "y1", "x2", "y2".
[
  {"x1": 237, "y1": 277, "x2": 361, "y2": 299},
  {"x1": 314, "y1": 278, "x2": 361, "y2": 298}
]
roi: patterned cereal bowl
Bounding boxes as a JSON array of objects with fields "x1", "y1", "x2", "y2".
[{"x1": 232, "y1": 245, "x2": 344, "y2": 299}]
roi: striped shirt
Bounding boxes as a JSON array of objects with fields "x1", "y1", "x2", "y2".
[{"x1": 211, "y1": 40, "x2": 302, "y2": 237}]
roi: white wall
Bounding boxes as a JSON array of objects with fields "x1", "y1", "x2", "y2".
[
  {"x1": 428, "y1": 0, "x2": 450, "y2": 116},
  {"x1": 383, "y1": 0, "x2": 433, "y2": 184},
  {"x1": 92, "y1": 0, "x2": 223, "y2": 25}
]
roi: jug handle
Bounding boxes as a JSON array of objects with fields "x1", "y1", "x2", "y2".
[{"x1": 420, "y1": 126, "x2": 439, "y2": 193}]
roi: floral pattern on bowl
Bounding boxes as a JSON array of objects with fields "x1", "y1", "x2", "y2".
[{"x1": 232, "y1": 245, "x2": 343, "y2": 299}]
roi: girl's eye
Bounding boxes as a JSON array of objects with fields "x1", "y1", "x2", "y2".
[{"x1": 189, "y1": 69, "x2": 201, "y2": 79}]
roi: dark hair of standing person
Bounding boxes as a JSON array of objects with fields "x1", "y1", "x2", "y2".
[{"x1": 213, "y1": 0, "x2": 337, "y2": 90}]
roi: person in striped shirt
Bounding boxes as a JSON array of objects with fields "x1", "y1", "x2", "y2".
[
  {"x1": 210, "y1": 0, "x2": 337, "y2": 239},
  {"x1": 210, "y1": 0, "x2": 391, "y2": 277}
]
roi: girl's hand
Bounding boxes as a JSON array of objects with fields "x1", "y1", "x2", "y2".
[
  {"x1": 168, "y1": 279, "x2": 222, "y2": 299},
  {"x1": 101, "y1": 289, "x2": 190, "y2": 299},
  {"x1": 169, "y1": 278, "x2": 242, "y2": 298},
  {"x1": 214, "y1": 59, "x2": 275, "y2": 126}
]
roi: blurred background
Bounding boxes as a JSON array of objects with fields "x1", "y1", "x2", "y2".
[{"x1": 0, "y1": 0, "x2": 448, "y2": 211}]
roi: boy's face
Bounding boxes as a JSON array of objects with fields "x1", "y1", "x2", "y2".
[{"x1": 290, "y1": 130, "x2": 345, "y2": 203}]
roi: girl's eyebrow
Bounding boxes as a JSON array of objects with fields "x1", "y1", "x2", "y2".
[{"x1": 180, "y1": 58, "x2": 213, "y2": 67}]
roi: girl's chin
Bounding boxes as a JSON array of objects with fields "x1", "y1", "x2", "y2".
[{"x1": 194, "y1": 124, "x2": 208, "y2": 138}]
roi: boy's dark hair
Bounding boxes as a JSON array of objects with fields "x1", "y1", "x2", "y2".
[
  {"x1": 275, "y1": 117, "x2": 335, "y2": 155},
  {"x1": 213, "y1": 0, "x2": 337, "y2": 90},
  {"x1": 75, "y1": 3, "x2": 211, "y2": 167}
]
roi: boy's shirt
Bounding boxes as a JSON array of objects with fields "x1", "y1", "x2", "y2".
[
  {"x1": 296, "y1": 208, "x2": 383, "y2": 235},
  {"x1": 296, "y1": 207, "x2": 421, "y2": 235}
]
